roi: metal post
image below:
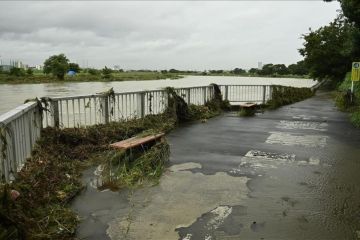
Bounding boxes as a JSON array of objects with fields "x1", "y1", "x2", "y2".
[
  {"x1": 203, "y1": 87, "x2": 207, "y2": 104},
  {"x1": 262, "y1": 85, "x2": 267, "y2": 104},
  {"x1": 187, "y1": 89, "x2": 191, "y2": 104},
  {"x1": 225, "y1": 85, "x2": 229, "y2": 101},
  {"x1": 101, "y1": 96, "x2": 109, "y2": 124},
  {"x1": 0, "y1": 125, "x2": 9, "y2": 182},
  {"x1": 351, "y1": 81, "x2": 354, "y2": 103},
  {"x1": 137, "y1": 92, "x2": 145, "y2": 118},
  {"x1": 10, "y1": 125, "x2": 17, "y2": 180},
  {"x1": 50, "y1": 100, "x2": 59, "y2": 128}
]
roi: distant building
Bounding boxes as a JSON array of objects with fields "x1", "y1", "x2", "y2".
[
  {"x1": 258, "y1": 62, "x2": 263, "y2": 70},
  {"x1": 35, "y1": 65, "x2": 43, "y2": 70}
]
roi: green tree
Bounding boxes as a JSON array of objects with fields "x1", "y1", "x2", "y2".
[
  {"x1": 272, "y1": 64, "x2": 289, "y2": 75},
  {"x1": 232, "y1": 68, "x2": 246, "y2": 74},
  {"x1": 324, "y1": 0, "x2": 360, "y2": 60},
  {"x1": 169, "y1": 69, "x2": 180, "y2": 73},
  {"x1": 68, "y1": 63, "x2": 81, "y2": 73},
  {"x1": 248, "y1": 68, "x2": 259, "y2": 75},
  {"x1": 259, "y1": 64, "x2": 274, "y2": 75},
  {"x1": 102, "y1": 66, "x2": 113, "y2": 79},
  {"x1": 43, "y1": 54, "x2": 69, "y2": 80},
  {"x1": 299, "y1": 16, "x2": 354, "y2": 84},
  {"x1": 325, "y1": 0, "x2": 360, "y2": 26},
  {"x1": 288, "y1": 61, "x2": 309, "y2": 76}
]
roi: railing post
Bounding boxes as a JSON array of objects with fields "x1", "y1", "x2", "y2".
[
  {"x1": 50, "y1": 100, "x2": 60, "y2": 128},
  {"x1": 101, "y1": 96, "x2": 109, "y2": 124},
  {"x1": 210, "y1": 85, "x2": 214, "y2": 99},
  {"x1": 203, "y1": 87, "x2": 207, "y2": 104},
  {"x1": 262, "y1": 85, "x2": 267, "y2": 104},
  {"x1": 137, "y1": 92, "x2": 145, "y2": 118},
  {"x1": 225, "y1": 85, "x2": 229, "y2": 101},
  {"x1": 0, "y1": 125, "x2": 9, "y2": 182},
  {"x1": 187, "y1": 89, "x2": 191, "y2": 104}
]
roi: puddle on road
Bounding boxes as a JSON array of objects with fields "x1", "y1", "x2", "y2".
[
  {"x1": 266, "y1": 132, "x2": 328, "y2": 148},
  {"x1": 277, "y1": 120, "x2": 328, "y2": 131},
  {"x1": 106, "y1": 162, "x2": 249, "y2": 240}
]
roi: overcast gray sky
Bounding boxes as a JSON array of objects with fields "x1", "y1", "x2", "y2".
[{"x1": 0, "y1": 1, "x2": 340, "y2": 70}]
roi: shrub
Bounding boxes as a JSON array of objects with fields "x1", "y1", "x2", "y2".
[
  {"x1": 350, "y1": 109, "x2": 360, "y2": 128},
  {"x1": 9, "y1": 67, "x2": 26, "y2": 77},
  {"x1": 102, "y1": 66, "x2": 113, "y2": 79},
  {"x1": 267, "y1": 85, "x2": 314, "y2": 109}
]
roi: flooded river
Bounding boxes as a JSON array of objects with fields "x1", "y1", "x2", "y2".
[{"x1": 0, "y1": 76, "x2": 316, "y2": 115}]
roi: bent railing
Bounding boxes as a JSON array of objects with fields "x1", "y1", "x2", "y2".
[
  {"x1": 0, "y1": 84, "x2": 274, "y2": 182},
  {"x1": 0, "y1": 102, "x2": 42, "y2": 182},
  {"x1": 42, "y1": 86, "x2": 217, "y2": 128}
]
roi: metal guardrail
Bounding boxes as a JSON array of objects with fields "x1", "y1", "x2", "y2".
[
  {"x1": 0, "y1": 84, "x2": 274, "y2": 182},
  {"x1": 0, "y1": 102, "x2": 42, "y2": 182}
]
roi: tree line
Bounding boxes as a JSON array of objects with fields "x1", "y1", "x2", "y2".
[{"x1": 1, "y1": 55, "x2": 310, "y2": 80}]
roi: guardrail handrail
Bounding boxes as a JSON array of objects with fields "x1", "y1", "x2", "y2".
[{"x1": 0, "y1": 83, "x2": 314, "y2": 182}]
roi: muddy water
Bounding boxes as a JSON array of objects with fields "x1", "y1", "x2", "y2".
[
  {"x1": 72, "y1": 92, "x2": 360, "y2": 239},
  {"x1": 0, "y1": 76, "x2": 316, "y2": 115}
]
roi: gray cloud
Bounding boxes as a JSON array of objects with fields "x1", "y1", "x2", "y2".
[{"x1": 0, "y1": 1, "x2": 340, "y2": 70}]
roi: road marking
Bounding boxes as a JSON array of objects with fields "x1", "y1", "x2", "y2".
[
  {"x1": 266, "y1": 132, "x2": 328, "y2": 147},
  {"x1": 182, "y1": 233, "x2": 192, "y2": 240},
  {"x1": 277, "y1": 120, "x2": 328, "y2": 131},
  {"x1": 207, "y1": 206, "x2": 232, "y2": 230},
  {"x1": 292, "y1": 115, "x2": 327, "y2": 120},
  {"x1": 245, "y1": 150, "x2": 295, "y2": 161}
]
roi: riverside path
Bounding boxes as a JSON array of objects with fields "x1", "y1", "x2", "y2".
[{"x1": 72, "y1": 91, "x2": 360, "y2": 240}]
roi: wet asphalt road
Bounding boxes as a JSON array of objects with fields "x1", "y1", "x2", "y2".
[{"x1": 73, "y1": 91, "x2": 360, "y2": 240}]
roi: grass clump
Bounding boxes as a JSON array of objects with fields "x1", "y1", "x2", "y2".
[
  {"x1": 100, "y1": 141, "x2": 170, "y2": 190},
  {"x1": 0, "y1": 113, "x2": 175, "y2": 239},
  {"x1": 267, "y1": 85, "x2": 314, "y2": 109},
  {"x1": 334, "y1": 72, "x2": 360, "y2": 127},
  {"x1": 238, "y1": 107, "x2": 256, "y2": 117}
]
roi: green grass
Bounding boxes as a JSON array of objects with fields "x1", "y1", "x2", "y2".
[
  {"x1": 350, "y1": 109, "x2": 360, "y2": 128},
  {"x1": 334, "y1": 72, "x2": 360, "y2": 128},
  {"x1": 0, "y1": 71, "x2": 182, "y2": 84},
  {"x1": 266, "y1": 85, "x2": 314, "y2": 109}
]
